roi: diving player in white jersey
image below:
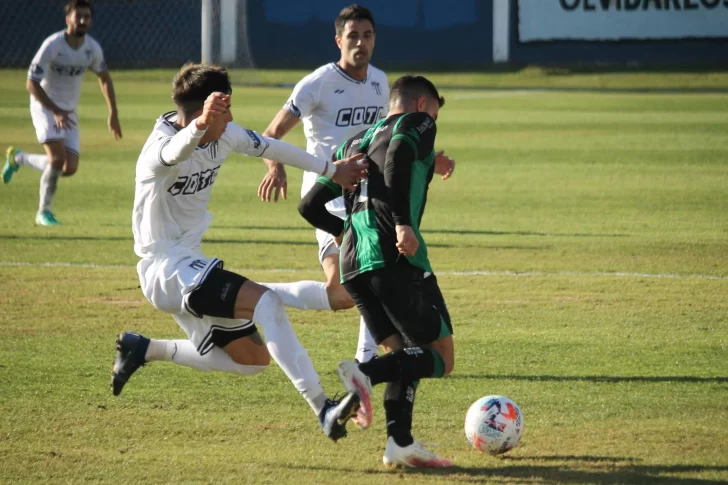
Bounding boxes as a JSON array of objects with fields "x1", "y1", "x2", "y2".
[
  {"x1": 3, "y1": 0, "x2": 122, "y2": 226},
  {"x1": 257, "y1": 5, "x2": 387, "y2": 366},
  {"x1": 112, "y1": 63, "x2": 374, "y2": 441}
]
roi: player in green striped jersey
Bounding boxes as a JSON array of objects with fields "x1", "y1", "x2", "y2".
[{"x1": 299, "y1": 75, "x2": 457, "y2": 467}]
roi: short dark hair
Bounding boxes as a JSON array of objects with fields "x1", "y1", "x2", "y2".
[
  {"x1": 65, "y1": 0, "x2": 93, "y2": 16},
  {"x1": 389, "y1": 75, "x2": 445, "y2": 109},
  {"x1": 335, "y1": 4, "x2": 375, "y2": 35},
  {"x1": 172, "y1": 63, "x2": 232, "y2": 115}
]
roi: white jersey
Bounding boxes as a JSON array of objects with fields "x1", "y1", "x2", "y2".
[
  {"x1": 284, "y1": 62, "x2": 389, "y2": 199},
  {"x1": 27, "y1": 31, "x2": 106, "y2": 111},
  {"x1": 132, "y1": 112, "x2": 271, "y2": 258}
]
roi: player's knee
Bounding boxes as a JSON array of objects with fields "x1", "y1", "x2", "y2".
[
  {"x1": 62, "y1": 165, "x2": 77, "y2": 176},
  {"x1": 326, "y1": 282, "x2": 354, "y2": 311},
  {"x1": 49, "y1": 155, "x2": 66, "y2": 169},
  {"x1": 230, "y1": 349, "x2": 271, "y2": 367}
]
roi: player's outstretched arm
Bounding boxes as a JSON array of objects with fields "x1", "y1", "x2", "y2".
[
  {"x1": 249, "y1": 134, "x2": 367, "y2": 190},
  {"x1": 258, "y1": 110, "x2": 301, "y2": 202},
  {"x1": 97, "y1": 71, "x2": 122, "y2": 139}
]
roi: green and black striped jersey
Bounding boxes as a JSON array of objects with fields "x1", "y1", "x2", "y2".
[{"x1": 300, "y1": 111, "x2": 438, "y2": 283}]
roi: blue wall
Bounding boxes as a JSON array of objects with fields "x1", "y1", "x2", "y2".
[
  {"x1": 247, "y1": 0, "x2": 492, "y2": 70},
  {"x1": 0, "y1": 0, "x2": 201, "y2": 68},
  {"x1": 1, "y1": 0, "x2": 726, "y2": 70}
]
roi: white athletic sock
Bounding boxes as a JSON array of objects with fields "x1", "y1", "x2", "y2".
[
  {"x1": 39, "y1": 165, "x2": 62, "y2": 212},
  {"x1": 253, "y1": 290, "x2": 327, "y2": 416},
  {"x1": 145, "y1": 338, "x2": 267, "y2": 376},
  {"x1": 355, "y1": 314, "x2": 379, "y2": 363},
  {"x1": 19, "y1": 153, "x2": 49, "y2": 172},
  {"x1": 261, "y1": 281, "x2": 331, "y2": 311}
]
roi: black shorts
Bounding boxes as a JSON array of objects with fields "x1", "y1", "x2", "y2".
[
  {"x1": 343, "y1": 260, "x2": 453, "y2": 346},
  {"x1": 187, "y1": 267, "x2": 258, "y2": 349}
]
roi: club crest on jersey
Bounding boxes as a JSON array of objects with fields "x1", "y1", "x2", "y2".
[
  {"x1": 167, "y1": 166, "x2": 220, "y2": 196},
  {"x1": 203, "y1": 141, "x2": 219, "y2": 159},
  {"x1": 371, "y1": 81, "x2": 382, "y2": 96},
  {"x1": 85, "y1": 49, "x2": 92, "y2": 60}
]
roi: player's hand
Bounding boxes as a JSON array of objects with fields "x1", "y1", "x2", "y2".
[
  {"x1": 109, "y1": 112, "x2": 122, "y2": 140},
  {"x1": 334, "y1": 232, "x2": 343, "y2": 247},
  {"x1": 434, "y1": 150, "x2": 455, "y2": 180},
  {"x1": 52, "y1": 109, "x2": 76, "y2": 130},
  {"x1": 332, "y1": 153, "x2": 368, "y2": 191},
  {"x1": 396, "y1": 224, "x2": 419, "y2": 256},
  {"x1": 258, "y1": 162, "x2": 288, "y2": 202},
  {"x1": 196, "y1": 92, "x2": 230, "y2": 130}
]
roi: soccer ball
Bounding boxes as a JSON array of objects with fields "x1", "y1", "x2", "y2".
[{"x1": 464, "y1": 395, "x2": 523, "y2": 455}]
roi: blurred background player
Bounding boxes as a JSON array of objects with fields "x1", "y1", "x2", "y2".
[
  {"x1": 299, "y1": 75, "x2": 455, "y2": 467},
  {"x1": 112, "y1": 63, "x2": 371, "y2": 441},
  {"x1": 256, "y1": 4, "x2": 387, "y2": 365},
  {"x1": 3, "y1": 0, "x2": 122, "y2": 226}
]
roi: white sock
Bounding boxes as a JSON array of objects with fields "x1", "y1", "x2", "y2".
[
  {"x1": 39, "y1": 165, "x2": 62, "y2": 212},
  {"x1": 261, "y1": 281, "x2": 331, "y2": 311},
  {"x1": 19, "y1": 153, "x2": 49, "y2": 172},
  {"x1": 355, "y1": 314, "x2": 378, "y2": 363},
  {"x1": 253, "y1": 290, "x2": 327, "y2": 416},
  {"x1": 145, "y1": 338, "x2": 267, "y2": 376}
]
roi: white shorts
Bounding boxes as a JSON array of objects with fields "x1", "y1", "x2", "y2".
[
  {"x1": 137, "y1": 249, "x2": 254, "y2": 355},
  {"x1": 316, "y1": 196, "x2": 346, "y2": 264},
  {"x1": 30, "y1": 101, "x2": 80, "y2": 155}
]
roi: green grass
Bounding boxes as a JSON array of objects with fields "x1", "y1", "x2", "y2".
[{"x1": 0, "y1": 68, "x2": 727, "y2": 484}]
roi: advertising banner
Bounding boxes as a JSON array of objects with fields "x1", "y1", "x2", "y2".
[{"x1": 519, "y1": 0, "x2": 728, "y2": 42}]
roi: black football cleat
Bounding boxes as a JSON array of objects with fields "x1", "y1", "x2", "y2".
[
  {"x1": 111, "y1": 332, "x2": 149, "y2": 396},
  {"x1": 318, "y1": 392, "x2": 361, "y2": 442}
]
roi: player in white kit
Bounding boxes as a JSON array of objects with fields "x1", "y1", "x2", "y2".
[
  {"x1": 3, "y1": 0, "x2": 122, "y2": 226},
  {"x1": 111, "y1": 63, "x2": 373, "y2": 441},
  {"x1": 257, "y1": 5, "x2": 387, "y2": 366}
]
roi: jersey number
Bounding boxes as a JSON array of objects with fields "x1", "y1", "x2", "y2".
[{"x1": 336, "y1": 106, "x2": 383, "y2": 127}]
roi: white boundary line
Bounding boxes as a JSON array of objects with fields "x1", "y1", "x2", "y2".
[{"x1": 0, "y1": 261, "x2": 726, "y2": 281}]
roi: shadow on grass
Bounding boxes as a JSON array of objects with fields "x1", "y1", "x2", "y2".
[
  {"x1": 450, "y1": 374, "x2": 728, "y2": 384},
  {"x1": 0, "y1": 234, "x2": 556, "y2": 251},
  {"x1": 95, "y1": 223, "x2": 629, "y2": 238},
  {"x1": 271, "y1": 460, "x2": 728, "y2": 484}
]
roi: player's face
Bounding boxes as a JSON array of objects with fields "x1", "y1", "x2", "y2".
[
  {"x1": 66, "y1": 7, "x2": 93, "y2": 37},
  {"x1": 336, "y1": 19, "x2": 375, "y2": 69}
]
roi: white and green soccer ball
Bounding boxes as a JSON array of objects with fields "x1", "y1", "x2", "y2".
[{"x1": 465, "y1": 395, "x2": 524, "y2": 455}]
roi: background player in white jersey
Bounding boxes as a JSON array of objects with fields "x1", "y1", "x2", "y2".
[
  {"x1": 3, "y1": 0, "x2": 122, "y2": 226},
  {"x1": 111, "y1": 63, "x2": 373, "y2": 441},
  {"x1": 257, "y1": 4, "x2": 387, "y2": 365}
]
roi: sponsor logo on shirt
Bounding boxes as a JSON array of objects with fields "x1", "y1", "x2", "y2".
[
  {"x1": 335, "y1": 106, "x2": 384, "y2": 127},
  {"x1": 245, "y1": 129, "x2": 262, "y2": 150},
  {"x1": 335, "y1": 89, "x2": 345, "y2": 94},
  {"x1": 50, "y1": 64, "x2": 86, "y2": 76},
  {"x1": 417, "y1": 117, "x2": 433, "y2": 134},
  {"x1": 167, "y1": 166, "x2": 220, "y2": 196},
  {"x1": 371, "y1": 81, "x2": 382, "y2": 96},
  {"x1": 85, "y1": 49, "x2": 92, "y2": 60}
]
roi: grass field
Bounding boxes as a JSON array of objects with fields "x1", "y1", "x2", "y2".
[{"x1": 0, "y1": 68, "x2": 727, "y2": 484}]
